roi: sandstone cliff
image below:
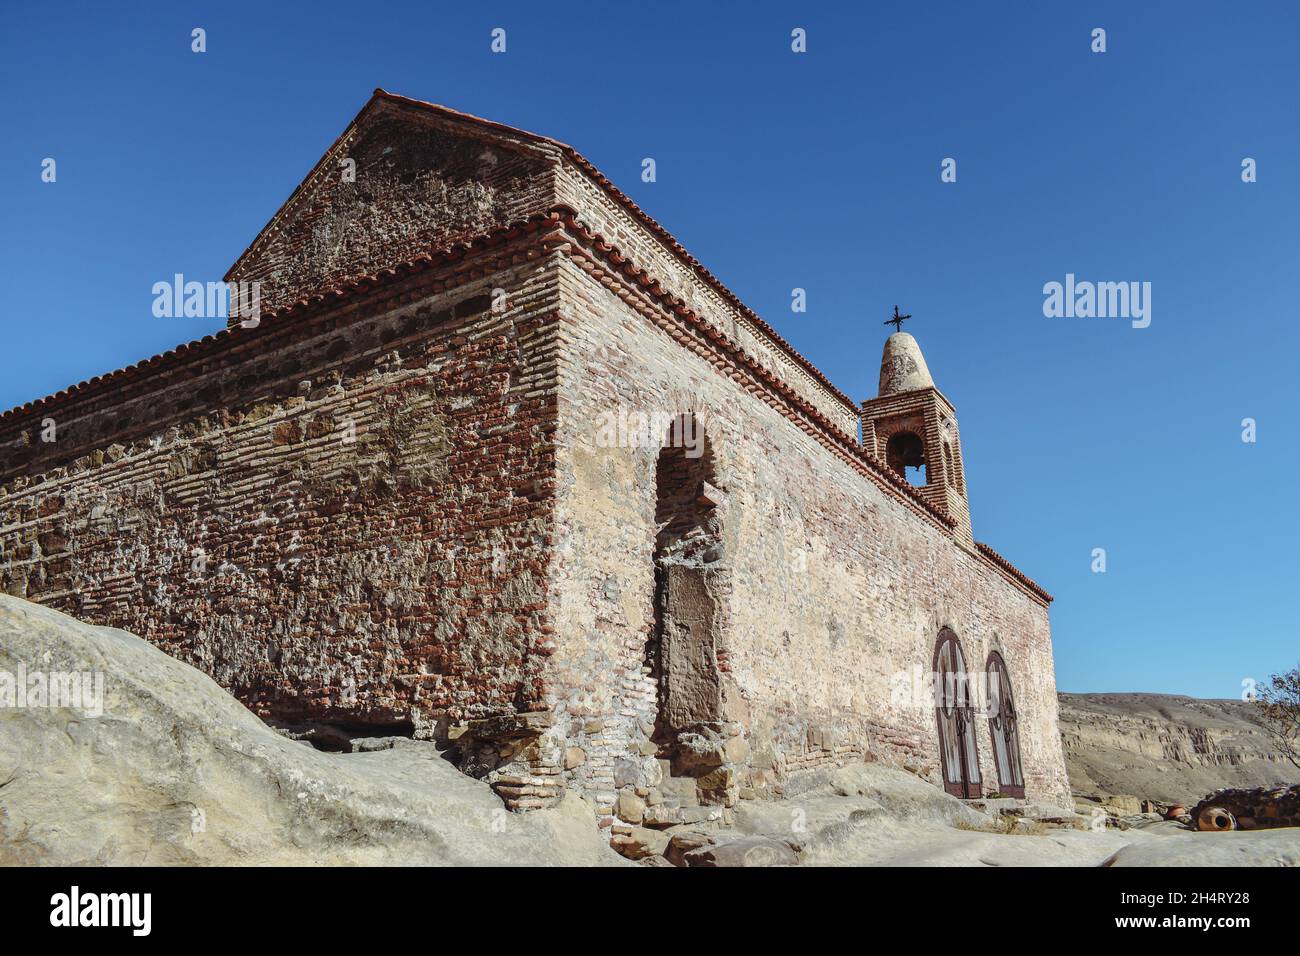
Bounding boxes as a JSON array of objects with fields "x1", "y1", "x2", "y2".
[{"x1": 1058, "y1": 692, "x2": 1300, "y2": 805}]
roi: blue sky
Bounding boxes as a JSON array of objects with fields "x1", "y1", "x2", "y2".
[{"x1": 2, "y1": 2, "x2": 1296, "y2": 697}]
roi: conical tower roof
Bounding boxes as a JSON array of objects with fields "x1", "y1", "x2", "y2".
[{"x1": 878, "y1": 332, "x2": 934, "y2": 396}]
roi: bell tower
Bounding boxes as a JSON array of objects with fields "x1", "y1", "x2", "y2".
[{"x1": 860, "y1": 326, "x2": 973, "y2": 545}]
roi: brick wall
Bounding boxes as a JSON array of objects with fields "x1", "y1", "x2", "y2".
[
  {"x1": 0, "y1": 255, "x2": 561, "y2": 732},
  {"x1": 553, "y1": 160, "x2": 860, "y2": 437},
  {"x1": 226, "y1": 98, "x2": 561, "y2": 317},
  {"x1": 546, "y1": 251, "x2": 1071, "y2": 807}
]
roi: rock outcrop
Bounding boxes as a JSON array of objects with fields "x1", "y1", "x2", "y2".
[
  {"x1": 2, "y1": 593, "x2": 1296, "y2": 868},
  {"x1": 0, "y1": 596, "x2": 623, "y2": 866},
  {"x1": 1103, "y1": 826, "x2": 1300, "y2": 867},
  {"x1": 1058, "y1": 692, "x2": 1300, "y2": 805}
]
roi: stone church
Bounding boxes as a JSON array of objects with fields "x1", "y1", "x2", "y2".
[{"x1": 0, "y1": 90, "x2": 1071, "y2": 819}]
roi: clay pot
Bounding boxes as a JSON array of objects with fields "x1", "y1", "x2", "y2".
[
  {"x1": 1196, "y1": 805, "x2": 1236, "y2": 831},
  {"x1": 1164, "y1": 804, "x2": 1186, "y2": 820}
]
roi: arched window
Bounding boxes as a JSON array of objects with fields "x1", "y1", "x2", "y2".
[
  {"x1": 933, "y1": 629, "x2": 982, "y2": 798},
  {"x1": 986, "y1": 652, "x2": 1025, "y2": 797},
  {"x1": 942, "y1": 441, "x2": 964, "y2": 492},
  {"x1": 886, "y1": 431, "x2": 926, "y2": 486}
]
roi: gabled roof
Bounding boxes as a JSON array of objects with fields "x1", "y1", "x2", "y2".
[
  {"x1": 226, "y1": 89, "x2": 860, "y2": 418},
  {"x1": 221, "y1": 89, "x2": 566, "y2": 290},
  {"x1": 6, "y1": 89, "x2": 857, "y2": 428}
]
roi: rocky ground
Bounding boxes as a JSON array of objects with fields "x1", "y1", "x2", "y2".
[
  {"x1": 2, "y1": 594, "x2": 1298, "y2": 866},
  {"x1": 0, "y1": 596, "x2": 619, "y2": 866}
]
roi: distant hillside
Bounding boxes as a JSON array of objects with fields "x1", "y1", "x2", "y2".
[{"x1": 1058, "y1": 692, "x2": 1300, "y2": 805}]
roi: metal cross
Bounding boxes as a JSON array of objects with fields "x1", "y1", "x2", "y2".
[{"x1": 885, "y1": 306, "x2": 911, "y2": 333}]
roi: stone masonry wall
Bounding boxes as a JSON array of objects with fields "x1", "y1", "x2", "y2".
[
  {"x1": 0, "y1": 256, "x2": 561, "y2": 735},
  {"x1": 227, "y1": 99, "x2": 561, "y2": 317},
  {"x1": 546, "y1": 254, "x2": 1071, "y2": 811},
  {"x1": 554, "y1": 160, "x2": 859, "y2": 437}
]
